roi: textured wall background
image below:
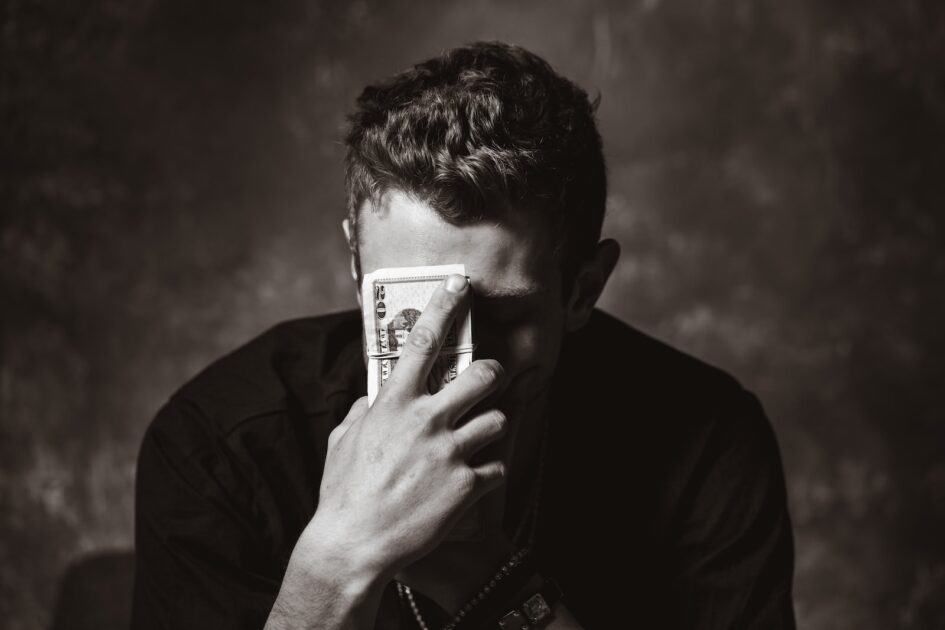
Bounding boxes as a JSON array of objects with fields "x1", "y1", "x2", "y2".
[{"x1": 2, "y1": 1, "x2": 944, "y2": 628}]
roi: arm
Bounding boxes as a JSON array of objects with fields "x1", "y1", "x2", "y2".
[
  {"x1": 133, "y1": 404, "x2": 282, "y2": 629},
  {"x1": 670, "y1": 389, "x2": 795, "y2": 629}
]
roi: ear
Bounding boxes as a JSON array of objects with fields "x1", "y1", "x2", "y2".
[
  {"x1": 341, "y1": 219, "x2": 358, "y2": 284},
  {"x1": 342, "y1": 219, "x2": 361, "y2": 308},
  {"x1": 564, "y1": 239, "x2": 621, "y2": 332}
]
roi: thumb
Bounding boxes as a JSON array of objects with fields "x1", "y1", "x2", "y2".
[{"x1": 329, "y1": 396, "x2": 369, "y2": 446}]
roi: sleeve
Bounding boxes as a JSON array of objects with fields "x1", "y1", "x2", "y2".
[
  {"x1": 669, "y1": 389, "x2": 796, "y2": 629},
  {"x1": 132, "y1": 398, "x2": 281, "y2": 630}
]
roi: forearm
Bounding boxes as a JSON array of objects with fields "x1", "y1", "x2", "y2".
[
  {"x1": 265, "y1": 569, "x2": 385, "y2": 630},
  {"x1": 265, "y1": 522, "x2": 391, "y2": 630}
]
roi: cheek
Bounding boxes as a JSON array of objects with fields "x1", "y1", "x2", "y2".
[
  {"x1": 477, "y1": 319, "x2": 562, "y2": 376},
  {"x1": 510, "y1": 325, "x2": 545, "y2": 365}
]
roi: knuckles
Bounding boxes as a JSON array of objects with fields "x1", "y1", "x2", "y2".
[
  {"x1": 327, "y1": 422, "x2": 352, "y2": 451},
  {"x1": 348, "y1": 396, "x2": 369, "y2": 417},
  {"x1": 455, "y1": 466, "x2": 478, "y2": 496},
  {"x1": 405, "y1": 325, "x2": 439, "y2": 356},
  {"x1": 327, "y1": 426, "x2": 341, "y2": 448},
  {"x1": 440, "y1": 432, "x2": 462, "y2": 461},
  {"x1": 411, "y1": 400, "x2": 442, "y2": 434}
]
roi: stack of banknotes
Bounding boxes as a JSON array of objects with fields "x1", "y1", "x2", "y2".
[{"x1": 361, "y1": 264, "x2": 474, "y2": 405}]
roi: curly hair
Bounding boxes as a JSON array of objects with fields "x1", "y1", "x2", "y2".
[{"x1": 344, "y1": 41, "x2": 606, "y2": 286}]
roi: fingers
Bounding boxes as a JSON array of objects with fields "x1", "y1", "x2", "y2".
[
  {"x1": 385, "y1": 274, "x2": 469, "y2": 398},
  {"x1": 452, "y1": 408, "x2": 507, "y2": 458},
  {"x1": 434, "y1": 359, "x2": 504, "y2": 421}
]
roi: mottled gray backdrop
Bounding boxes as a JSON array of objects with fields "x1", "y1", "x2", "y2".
[{"x1": 2, "y1": 1, "x2": 944, "y2": 628}]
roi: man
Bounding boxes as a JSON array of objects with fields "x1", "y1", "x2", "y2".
[{"x1": 132, "y1": 42, "x2": 795, "y2": 628}]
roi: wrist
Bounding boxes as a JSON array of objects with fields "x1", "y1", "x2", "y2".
[
  {"x1": 267, "y1": 519, "x2": 390, "y2": 629},
  {"x1": 298, "y1": 511, "x2": 395, "y2": 589}
]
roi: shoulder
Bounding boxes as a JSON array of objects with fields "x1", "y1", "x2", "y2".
[
  {"x1": 573, "y1": 309, "x2": 741, "y2": 393},
  {"x1": 148, "y1": 310, "x2": 362, "y2": 455},
  {"x1": 562, "y1": 309, "x2": 752, "y2": 421}
]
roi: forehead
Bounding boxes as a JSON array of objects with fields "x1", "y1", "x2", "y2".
[{"x1": 357, "y1": 190, "x2": 556, "y2": 297}]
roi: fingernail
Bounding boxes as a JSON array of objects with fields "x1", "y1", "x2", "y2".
[{"x1": 444, "y1": 274, "x2": 467, "y2": 293}]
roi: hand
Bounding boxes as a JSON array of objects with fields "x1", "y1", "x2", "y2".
[{"x1": 304, "y1": 274, "x2": 510, "y2": 579}]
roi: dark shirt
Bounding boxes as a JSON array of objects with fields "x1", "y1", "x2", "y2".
[{"x1": 132, "y1": 309, "x2": 795, "y2": 629}]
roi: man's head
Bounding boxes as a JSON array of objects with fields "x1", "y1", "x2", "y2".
[{"x1": 343, "y1": 41, "x2": 619, "y2": 405}]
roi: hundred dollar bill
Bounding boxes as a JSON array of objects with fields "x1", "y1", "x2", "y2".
[
  {"x1": 361, "y1": 264, "x2": 480, "y2": 540},
  {"x1": 362, "y1": 264, "x2": 473, "y2": 406}
]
